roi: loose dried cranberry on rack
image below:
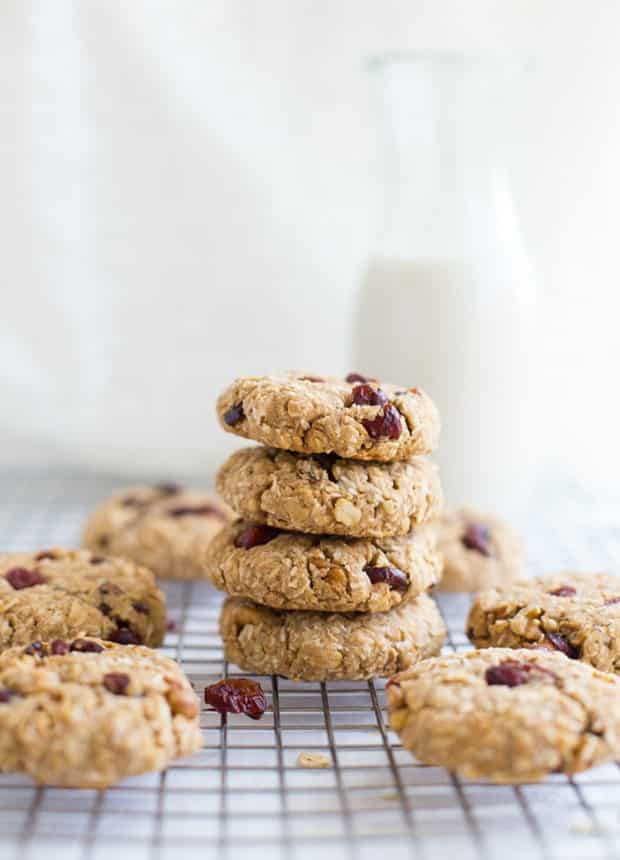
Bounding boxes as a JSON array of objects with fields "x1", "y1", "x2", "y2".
[
  {"x1": 548, "y1": 586, "x2": 577, "y2": 597},
  {"x1": 348, "y1": 383, "x2": 388, "y2": 407},
  {"x1": 544, "y1": 631, "x2": 579, "y2": 659},
  {"x1": 461, "y1": 523, "x2": 491, "y2": 557},
  {"x1": 103, "y1": 673, "x2": 130, "y2": 695},
  {"x1": 205, "y1": 678, "x2": 267, "y2": 720},
  {"x1": 362, "y1": 404, "x2": 402, "y2": 440},
  {"x1": 70, "y1": 639, "x2": 104, "y2": 653},
  {"x1": 5, "y1": 568, "x2": 47, "y2": 590},
  {"x1": 223, "y1": 402, "x2": 245, "y2": 426},
  {"x1": 234, "y1": 524, "x2": 279, "y2": 549},
  {"x1": 364, "y1": 565, "x2": 408, "y2": 593}
]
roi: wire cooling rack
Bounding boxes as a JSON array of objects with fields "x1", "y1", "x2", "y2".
[{"x1": 1, "y1": 471, "x2": 620, "y2": 860}]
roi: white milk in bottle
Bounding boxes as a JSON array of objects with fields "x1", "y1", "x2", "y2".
[{"x1": 354, "y1": 56, "x2": 537, "y2": 517}]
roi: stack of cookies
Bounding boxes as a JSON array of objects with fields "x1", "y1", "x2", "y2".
[{"x1": 207, "y1": 371, "x2": 447, "y2": 681}]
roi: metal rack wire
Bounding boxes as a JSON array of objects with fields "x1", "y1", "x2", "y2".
[{"x1": 0, "y1": 471, "x2": 620, "y2": 860}]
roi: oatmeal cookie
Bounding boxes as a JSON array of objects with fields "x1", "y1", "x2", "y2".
[
  {"x1": 387, "y1": 648, "x2": 620, "y2": 783},
  {"x1": 220, "y1": 594, "x2": 445, "y2": 681},
  {"x1": 0, "y1": 637, "x2": 202, "y2": 787},
  {"x1": 437, "y1": 506, "x2": 523, "y2": 591},
  {"x1": 216, "y1": 373, "x2": 440, "y2": 461},
  {"x1": 217, "y1": 447, "x2": 442, "y2": 538},
  {"x1": 82, "y1": 484, "x2": 234, "y2": 580},
  {"x1": 467, "y1": 572, "x2": 620, "y2": 673},
  {"x1": 0, "y1": 548, "x2": 166, "y2": 649},
  {"x1": 205, "y1": 520, "x2": 441, "y2": 613}
]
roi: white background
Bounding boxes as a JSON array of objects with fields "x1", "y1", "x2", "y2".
[{"x1": 1, "y1": 1, "x2": 618, "y2": 485}]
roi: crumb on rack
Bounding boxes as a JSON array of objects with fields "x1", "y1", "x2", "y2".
[{"x1": 296, "y1": 752, "x2": 332, "y2": 769}]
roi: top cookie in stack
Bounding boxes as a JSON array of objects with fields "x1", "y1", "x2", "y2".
[{"x1": 209, "y1": 372, "x2": 446, "y2": 682}]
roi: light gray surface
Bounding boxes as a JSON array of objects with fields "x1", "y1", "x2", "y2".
[{"x1": 0, "y1": 471, "x2": 619, "y2": 860}]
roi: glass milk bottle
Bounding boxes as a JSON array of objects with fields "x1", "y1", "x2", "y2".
[{"x1": 354, "y1": 55, "x2": 537, "y2": 518}]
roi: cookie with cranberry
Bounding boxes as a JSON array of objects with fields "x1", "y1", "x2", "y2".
[
  {"x1": 467, "y1": 572, "x2": 620, "y2": 673},
  {"x1": 0, "y1": 548, "x2": 166, "y2": 650},
  {"x1": 216, "y1": 373, "x2": 440, "y2": 462},
  {"x1": 436, "y1": 506, "x2": 523, "y2": 591},
  {"x1": 219, "y1": 593, "x2": 445, "y2": 681},
  {"x1": 217, "y1": 447, "x2": 442, "y2": 538},
  {"x1": 387, "y1": 648, "x2": 620, "y2": 783},
  {"x1": 0, "y1": 637, "x2": 202, "y2": 787},
  {"x1": 82, "y1": 484, "x2": 234, "y2": 580},
  {"x1": 204, "y1": 519, "x2": 441, "y2": 613}
]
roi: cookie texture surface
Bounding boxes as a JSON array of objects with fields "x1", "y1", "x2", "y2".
[
  {"x1": 437, "y1": 507, "x2": 523, "y2": 592},
  {"x1": 0, "y1": 548, "x2": 166, "y2": 650},
  {"x1": 82, "y1": 484, "x2": 234, "y2": 580},
  {"x1": 0, "y1": 638, "x2": 202, "y2": 787},
  {"x1": 205, "y1": 520, "x2": 441, "y2": 613},
  {"x1": 216, "y1": 373, "x2": 440, "y2": 461},
  {"x1": 220, "y1": 594, "x2": 446, "y2": 681},
  {"x1": 468, "y1": 572, "x2": 620, "y2": 673},
  {"x1": 217, "y1": 447, "x2": 442, "y2": 538},
  {"x1": 387, "y1": 648, "x2": 620, "y2": 784}
]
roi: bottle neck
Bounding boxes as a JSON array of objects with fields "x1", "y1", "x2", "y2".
[{"x1": 373, "y1": 57, "x2": 514, "y2": 260}]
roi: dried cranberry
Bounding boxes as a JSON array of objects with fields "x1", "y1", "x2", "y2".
[
  {"x1": 23, "y1": 641, "x2": 45, "y2": 656},
  {"x1": 205, "y1": 678, "x2": 266, "y2": 720},
  {"x1": 99, "y1": 583, "x2": 121, "y2": 595},
  {"x1": 34, "y1": 551, "x2": 57, "y2": 561},
  {"x1": 132, "y1": 601, "x2": 150, "y2": 615},
  {"x1": 544, "y1": 631, "x2": 579, "y2": 659},
  {"x1": 155, "y1": 482, "x2": 182, "y2": 495},
  {"x1": 90, "y1": 556, "x2": 106, "y2": 565},
  {"x1": 234, "y1": 524, "x2": 279, "y2": 549},
  {"x1": 5, "y1": 568, "x2": 47, "y2": 590},
  {"x1": 121, "y1": 496, "x2": 143, "y2": 508},
  {"x1": 50, "y1": 639, "x2": 70, "y2": 655},
  {"x1": 362, "y1": 404, "x2": 402, "y2": 440},
  {"x1": 485, "y1": 660, "x2": 553, "y2": 687},
  {"x1": 548, "y1": 586, "x2": 577, "y2": 597},
  {"x1": 103, "y1": 672, "x2": 130, "y2": 695},
  {"x1": 168, "y1": 504, "x2": 221, "y2": 518},
  {"x1": 349, "y1": 383, "x2": 388, "y2": 407},
  {"x1": 300, "y1": 375, "x2": 324, "y2": 383},
  {"x1": 346, "y1": 372, "x2": 370, "y2": 383},
  {"x1": 605, "y1": 596, "x2": 620, "y2": 605},
  {"x1": 223, "y1": 402, "x2": 245, "y2": 426},
  {"x1": 462, "y1": 523, "x2": 491, "y2": 557},
  {"x1": 0, "y1": 689, "x2": 14, "y2": 703},
  {"x1": 364, "y1": 565, "x2": 408, "y2": 593},
  {"x1": 109, "y1": 628, "x2": 142, "y2": 645},
  {"x1": 167, "y1": 618, "x2": 178, "y2": 632},
  {"x1": 70, "y1": 639, "x2": 104, "y2": 653}
]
